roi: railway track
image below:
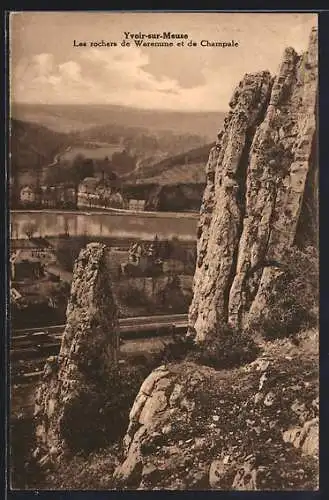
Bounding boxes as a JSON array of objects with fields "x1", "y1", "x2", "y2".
[
  {"x1": 12, "y1": 313, "x2": 188, "y2": 338},
  {"x1": 10, "y1": 314, "x2": 188, "y2": 383}
]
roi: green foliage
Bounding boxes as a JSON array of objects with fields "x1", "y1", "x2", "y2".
[
  {"x1": 111, "y1": 150, "x2": 136, "y2": 175},
  {"x1": 49, "y1": 281, "x2": 70, "y2": 306},
  {"x1": 10, "y1": 119, "x2": 70, "y2": 172},
  {"x1": 55, "y1": 236, "x2": 90, "y2": 272},
  {"x1": 248, "y1": 246, "x2": 318, "y2": 340},
  {"x1": 187, "y1": 324, "x2": 259, "y2": 369},
  {"x1": 71, "y1": 154, "x2": 95, "y2": 183},
  {"x1": 156, "y1": 334, "x2": 195, "y2": 364},
  {"x1": 45, "y1": 155, "x2": 94, "y2": 187},
  {"x1": 155, "y1": 276, "x2": 191, "y2": 314},
  {"x1": 44, "y1": 448, "x2": 118, "y2": 490},
  {"x1": 156, "y1": 324, "x2": 258, "y2": 370},
  {"x1": 60, "y1": 364, "x2": 150, "y2": 453},
  {"x1": 117, "y1": 284, "x2": 150, "y2": 307}
]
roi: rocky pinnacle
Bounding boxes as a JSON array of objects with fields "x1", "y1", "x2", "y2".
[
  {"x1": 34, "y1": 243, "x2": 119, "y2": 462},
  {"x1": 188, "y1": 27, "x2": 318, "y2": 342}
]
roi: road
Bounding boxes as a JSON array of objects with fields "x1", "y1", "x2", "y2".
[{"x1": 11, "y1": 208, "x2": 199, "y2": 219}]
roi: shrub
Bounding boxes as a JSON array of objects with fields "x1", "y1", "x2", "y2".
[
  {"x1": 155, "y1": 333, "x2": 195, "y2": 364},
  {"x1": 117, "y1": 284, "x2": 150, "y2": 308},
  {"x1": 248, "y1": 246, "x2": 318, "y2": 340},
  {"x1": 60, "y1": 363, "x2": 150, "y2": 454},
  {"x1": 155, "y1": 324, "x2": 259, "y2": 370},
  {"x1": 55, "y1": 236, "x2": 90, "y2": 272},
  {"x1": 186, "y1": 323, "x2": 259, "y2": 370}
]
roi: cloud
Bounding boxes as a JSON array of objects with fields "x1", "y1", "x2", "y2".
[
  {"x1": 12, "y1": 46, "x2": 233, "y2": 110},
  {"x1": 12, "y1": 52, "x2": 97, "y2": 104},
  {"x1": 10, "y1": 12, "x2": 317, "y2": 110},
  {"x1": 11, "y1": 17, "x2": 316, "y2": 112}
]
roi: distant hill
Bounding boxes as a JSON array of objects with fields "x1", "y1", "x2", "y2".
[
  {"x1": 74, "y1": 123, "x2": 209, "y2": 159},
  {"x1": 9, "y1": 110, "x2": 223, "y2": 208},
  {"x1": 11, "y1": 103, "x2": 226, "y2": 141},
  {"x1": 126, "y1": 142, "x2": 215, "y2": 185},
  {"x1": 10, "y1": 119, "x2": 72, "y2": 181}
]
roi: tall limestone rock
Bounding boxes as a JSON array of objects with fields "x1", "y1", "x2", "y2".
[
  {"x1": 188, "y1": 27, "x2": 318, "y2": 342},
  {"x1": 34, "y1": 243, "x2": 119, "y2": 463},
  {"x1": 114, "y1": 28, "x2": 319, "y2": 491}
]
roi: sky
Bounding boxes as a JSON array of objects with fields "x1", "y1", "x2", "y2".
[{"x1": 10, "y1": 12, "x2": 317, "y2": 111}]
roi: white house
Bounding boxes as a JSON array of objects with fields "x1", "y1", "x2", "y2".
[
  {"x1": 20, "y1": 186, "x2": 35, "y2": 204},
  {"x1": 128, "y1": 199, "x2": 146, "y2": 211}
]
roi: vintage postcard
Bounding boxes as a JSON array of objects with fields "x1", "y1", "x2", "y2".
[{"x1": 8, "y1": 11, "x2": 318, "y2": 491}]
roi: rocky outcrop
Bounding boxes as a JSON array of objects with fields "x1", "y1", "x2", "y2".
[
  {"x1": 113, "y1": 28, "x2": 319, "y2": 491},
  {"x1": 113, "y1": 362, "x2": 213, "y2": 489},
  {"x1": 114, "y1": 345, "x2": 318, "y2": 490},
  {"x1": 33, "y1": 243, "x2": 119, "y2": 464},
  {"x1": 188, "y1": 28, "x2": 318, "y2": 342}
]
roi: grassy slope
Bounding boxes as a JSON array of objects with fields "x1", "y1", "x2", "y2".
[
  {"x1": 127, "y1": 143, "x2": 215, "y2": 185},
  {"x1": 10, "y1": 119, "x2": 71, "y2": 170}
]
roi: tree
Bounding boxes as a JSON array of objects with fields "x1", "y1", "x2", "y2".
[
  {"x1": 22, "y1": 221, "x2": 37, "y2": 239},
  {"x1": 112, "y1": 150, "x2": 136, "y2": 175},
  {"x1": 44, "y1": 161, "x2": 71, "y2": 186},
  {"x1": 71, "y1": 155, "x2": 94, "y2": 181},
  {"x1": 66, "y1": 155, "x2": 95, "y2": 207}
]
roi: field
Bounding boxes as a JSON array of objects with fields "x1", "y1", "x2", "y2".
[{"x1": 59, "y1": 144, "x2": 124, "y2": 161}]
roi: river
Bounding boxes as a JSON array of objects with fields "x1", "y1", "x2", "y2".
[{"x1": 10, "y1": 209, "x2": 199, "y2": 241}]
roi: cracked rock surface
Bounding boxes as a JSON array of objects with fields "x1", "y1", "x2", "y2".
[
  {"x1": 114, "y1": 28, "x2": 318, "y2": 491},
  {"x1": 188, "y1": 27, "x2": 318, "y2": 342},
  {"x1": 114, "y1": 331, "x2": 318, "y2": 490},
  {"x1": 34, "y1": 243, "x2": 119, "y2": 463}
]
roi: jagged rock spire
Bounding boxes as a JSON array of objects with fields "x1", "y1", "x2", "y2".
[
  {"x1": 34, "y1": 243, "x2": 119, "y2": 463},
  {"x1": 188, "y1": 27, "x2": 318, "y2": 342}
]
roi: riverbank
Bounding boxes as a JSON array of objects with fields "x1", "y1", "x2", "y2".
[
  {"x1": 10, "y1": 210, "x2": 198, "y2": 241},
  {"x1": 11, "y1": 208, "x2": 200, "y2": 219}
]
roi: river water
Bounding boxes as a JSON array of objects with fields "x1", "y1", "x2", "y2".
[{"x1": 10, "y1": 210, "x2": 199, "y2": 241}]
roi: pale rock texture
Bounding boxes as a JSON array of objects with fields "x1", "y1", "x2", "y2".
[
  {"x1": 188, "y1": 27, "x2": 318, "y2": 341},
  {"x1": 34, "y1": 243, "x2": 119, "y2": 463},
  {"x1": 115, "y1": 29, "x2": 319, "y2": 491},
  {"x1": 113, "y1": 363, "x2": 211, "y2": 489},
  {"x1": 282, "y1": 417, "x2": 319, "y2": 458},
  {"x1": 115, "y1": 351, "x2": 318, "y2": 490}
]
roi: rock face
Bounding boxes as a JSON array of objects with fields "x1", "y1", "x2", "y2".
[
  {"x1": 188, "y1": 28, "x2": 318, "y2": 342},
  {"x1": 113, "y1": 362, "x2": 213, "y2": 489},
  {"x1": 114, "y1": 350, "x2": 318, "y2": 490},
  {"x1": 114, "y1": 28, "x2": 318, "y2": 491},
  {"x1": 34, "y1": 243, "x2": 119, "y2": 462}
]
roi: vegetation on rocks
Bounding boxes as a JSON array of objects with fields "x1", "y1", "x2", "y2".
[
  {"x1": 187, "y1": 324, "x2": 259, "y2": 369},
  {"x1": 113, "y1": 330, "x2": 318, "y2": 490},
  {"x1": 10, "y1": 28, "x2": 319, "y2": 492},
  {"x1": 247, "y1": 246, "x2": 318, "y2": 340}
]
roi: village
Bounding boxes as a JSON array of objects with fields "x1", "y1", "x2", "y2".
[
  {"x1": 10, "y1": 172, "x2": 146, "y2": 211},
  {"x1": 10, "y1": 227, "x2": 196, "y2": 328},
  {"x1": 10, "y1": 150, "x2": 148, "y2": 212}
]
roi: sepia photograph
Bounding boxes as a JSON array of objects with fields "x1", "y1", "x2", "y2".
[{"x1": 8, "y1": 11, "x2": 318, "y2": 490}]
